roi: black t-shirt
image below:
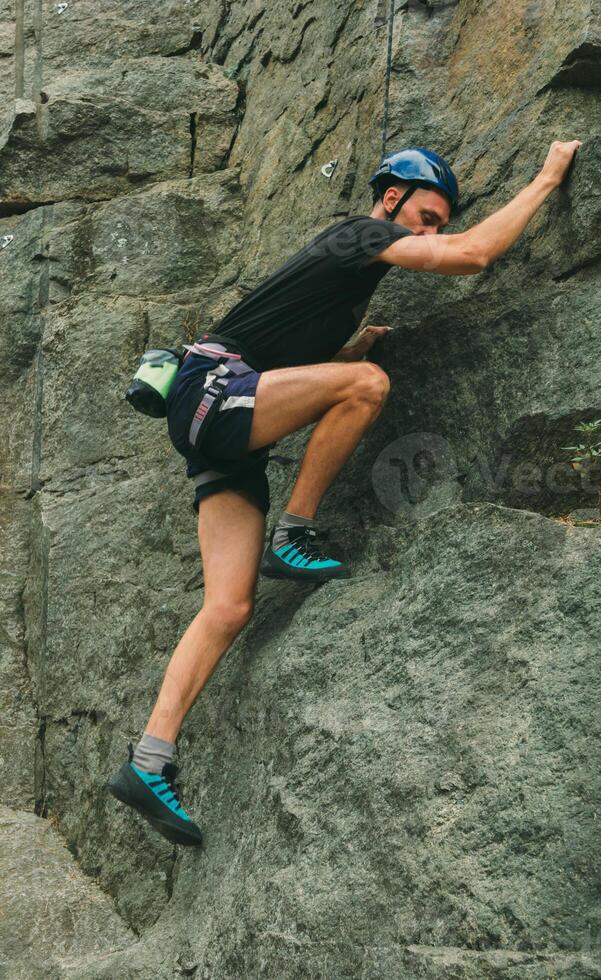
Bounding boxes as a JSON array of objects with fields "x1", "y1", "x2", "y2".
[{"x1": 215, "y1": 216, "x2": 413, "y2": 370}]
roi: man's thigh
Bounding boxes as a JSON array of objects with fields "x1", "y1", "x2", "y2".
[
  {"x1": 248, "y1": 360, "x2": 377, "y2": 452},
  {"x1": 197, "y1": 488, "x2": 266, "y2": 606}
]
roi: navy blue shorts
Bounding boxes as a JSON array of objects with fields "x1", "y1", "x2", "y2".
[{"x1": 166, "y1": 353, "x2": 271, "y2": 517}]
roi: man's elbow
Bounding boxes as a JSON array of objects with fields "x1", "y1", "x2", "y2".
[{"x1": 463, "y1": 243, "x2": 489, "y2": 274}]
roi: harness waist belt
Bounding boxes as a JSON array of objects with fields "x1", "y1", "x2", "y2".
[{"x1": 184, "y1": 332, "x2": 260, "y2": 370}]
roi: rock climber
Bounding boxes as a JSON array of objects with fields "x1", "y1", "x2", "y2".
[{"x1": 108, "y1": 139, "x2": 581, "y2": 845}]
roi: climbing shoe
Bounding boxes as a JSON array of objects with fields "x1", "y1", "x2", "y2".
[
  {"x1": 107, "y1": 743, "x2": 203, "y2": 847},
  {"x1": 260, "y1": 525, "x2": 351, "y2": 582}
]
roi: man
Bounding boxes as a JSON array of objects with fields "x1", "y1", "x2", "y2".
[{"x1": 108, "y1": 140, "x2": 581, "y2": 846}]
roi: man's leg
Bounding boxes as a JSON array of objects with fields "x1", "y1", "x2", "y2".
[
  {"x1": 247, "y1": 360, "x2": 390, "y2": 580},
  {"x1": 248, "y1": 360, "x2": 390, "y2": 518},
  {"x1": 144, "y1": 488, "x2": 266, "y2": 743},
  {"x1": 108, "y1": 489, "x2": 265, "y2": 844}
]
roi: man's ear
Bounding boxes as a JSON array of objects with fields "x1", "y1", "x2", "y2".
[
  {"x1": 382, "y1": 182, "x2": 409, "y2": 216},
  {"x1": 382, "y1": 186, "x2": 397, "y2": 214}
]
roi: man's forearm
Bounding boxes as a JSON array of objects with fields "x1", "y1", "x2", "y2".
[
  {"x1": 464, "y1": 172, "x2": 556, "y2": 267},
  {"x1": 331, "y1": 346, "x2": 364, "y2": 362}
]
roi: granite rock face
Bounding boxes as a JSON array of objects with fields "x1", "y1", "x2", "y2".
[
  {"x1": 1, "y1": 1, "x2": 601, "y2": 977},
  {"x1": 0, "y1": 58, "x2": 238, "y2": 210},
  {"x1": 0, "y1": 805, "x2": 177, "y2": 979}
]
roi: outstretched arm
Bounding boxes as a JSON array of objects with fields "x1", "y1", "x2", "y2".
[{"x1": 371, "y1": 140, "x2": 582, "y2": 276}]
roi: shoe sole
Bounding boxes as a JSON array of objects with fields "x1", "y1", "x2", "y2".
[
  {"x1": 260, "y1": 561, "x2": 351, "y2": 583},
  {"x1": 107, "y1": 772, "x2": 203, "y2": 848}
]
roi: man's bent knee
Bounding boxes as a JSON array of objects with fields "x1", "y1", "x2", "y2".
[
  {"x1": 351, "y1": 362, "x2": 391, "y2": 407},
  {"x1": 203, "y1": 598, "x2": 254, "y2": 637}
]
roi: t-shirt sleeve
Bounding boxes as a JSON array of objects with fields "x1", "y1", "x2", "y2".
[{"x1": 329, "y1": 217, "x2": 413, "y2": 274}]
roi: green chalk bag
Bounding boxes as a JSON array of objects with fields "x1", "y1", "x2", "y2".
[{"x1": 125, "y1": 348, "x2": 183, "y2": 418}]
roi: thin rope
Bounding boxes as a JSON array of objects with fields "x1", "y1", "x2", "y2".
[{"x1": 380, "y1": 0, "x2": 395, "y2": 161}]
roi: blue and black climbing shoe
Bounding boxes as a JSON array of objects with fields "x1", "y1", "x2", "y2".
[
  {"x1": 107, "y1": 743, "x2": 203, "y2": 847},
  {"x1": 260, "y1": 525, "x2": 351, "y2": 582}
]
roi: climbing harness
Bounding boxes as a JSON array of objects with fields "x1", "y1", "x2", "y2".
[
  {"x1": 125, "y1": 331, "x2": 257, "y2": 431},
  {"x1": 182, "y1": 339, "x2": 258, "y2": 453},
  {"x1": 126, "y1": 331, "x2": 270, "y2": 480},
  {"x1": 182, "y1": 336, "x2": 299, "y2": 474}
]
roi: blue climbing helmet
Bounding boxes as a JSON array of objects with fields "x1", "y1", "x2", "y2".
[{"x1": 368, "y1": 147, "x2": 459, "y2": 221}]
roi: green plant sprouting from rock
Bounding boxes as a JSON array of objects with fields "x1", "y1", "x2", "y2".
[{"x1": 561, "y1": 418, "x2": 601, "y2": 515}]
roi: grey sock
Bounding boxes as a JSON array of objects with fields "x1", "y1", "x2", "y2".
[
  {"x1": 272, "y1": 510, "x2": 315, "y2": 551},
  {"x1": 132, "y1": 732, "x2": 175, "y2": 774}
]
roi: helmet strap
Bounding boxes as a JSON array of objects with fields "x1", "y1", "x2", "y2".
[{"x1": 385, "y1": 184, "x2": 417, "y2": 222}]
